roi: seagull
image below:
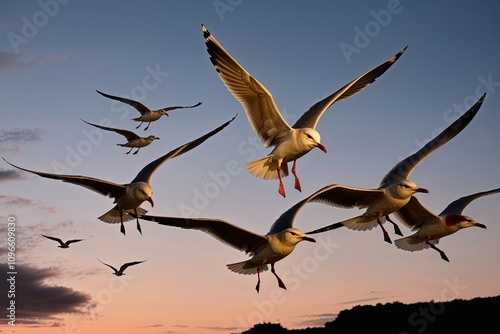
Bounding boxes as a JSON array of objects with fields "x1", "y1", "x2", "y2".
[
  {"x1": 98, "y1": 258, "x2": 146, "y2": 276},
  {"x1": 81, "y1": 119, "x2": 159, "y2": 155},
  {"x1": 129, "y1": 197, "x2": 317, "y2": 293},
  {"x1": 393, "y1": 188, "x2": 498, "y2": 262},
  {"x1": 304, "y1": 93, "x2": 487, "y2": 243},
  {"x1": 41, "y1": 234, "x2": 84, "y2": 248},
  {"x1": 3, "y1": 115, "x2": 236, "y2": 235},
  {"x1": 96, "y1": 89, "x2": 202, "y2": 131},
  {"x1": 202, "y1": 24, "x2": 407, "y2": 197}
]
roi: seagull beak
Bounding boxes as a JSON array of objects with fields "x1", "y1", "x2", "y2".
[
  {"x1": 147, "y1": 197, "x2": 154, "y2": 207},
  {"x1": 415, "y1": 187, "x2": 429, "y2": 193},
  {"x1": 316, "y1": 143, "x2": 327, "y2": 153},
  {"x1": 301, "y1": 236, "x2": 316, "y2": 243},
  {"x1": 474, "y1": 222, "x2": 487, "y2": 229}
]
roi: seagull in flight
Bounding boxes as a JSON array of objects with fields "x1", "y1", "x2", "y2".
[
  {"x1": 98, "y1": 258, "x2": 146, "y2": 276},
  {"x1": 41, "y1": 234, "x2": 84, "y2": 248},
  {"x1": 394, "y1": 188, "x2": 498, "y2": 262},
  {"x1": 96, "y1": 89, "x2": 202, "y2": 131},
  {"x1": 81, "y1": 119, "x2": 159, "y2": 155},
  {"x1": 130, "y1": 196, "x2": 317, "y2": 293},
  {"x1": 304, "y1": 93, "x2": 487, "y2": 243},
  {"x1": 3, "y1": 115, "x2": 236, "y2": 235},
  {"x1": 202, "y1": 24, "x2": 407, "y2": 197}
]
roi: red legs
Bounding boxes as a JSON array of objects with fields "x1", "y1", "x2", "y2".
[
  {"x1": 291, "y1": 160, "x2": 301, "y2": 192},
  {"x1": 426, "y1": 238, "x2": 449, "y2": 262},
  {"x1": 386, "y1": 215, "x2": 404, "y2": 236},
  {"x1": 376, "y1": 216, "x2": 392, "y2": 244},
  {"x1": 271, "y1": 263, "x2": 286, "y2": 290},
  {"x1": 277, "y1": 166, "x2": 286, "y2": 198},
  {"x1": 255, "y1": 266, "x2": 261, "y2": 293}
]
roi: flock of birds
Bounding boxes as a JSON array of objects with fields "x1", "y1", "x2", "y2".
[{"x1": 5, "y1": 25, "x2": 498, "y2": 291}]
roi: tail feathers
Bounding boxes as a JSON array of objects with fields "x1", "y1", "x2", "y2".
[
  {"x1": 98, "y1": 207, "x2": 148, "y2": 224},
  {"x1": 226, "y1": 260, "x2": 269, "y2": 275},
  {"x1": 394, "y1": 236, "x2": 439, "y2": 252},
  {"x1": 341, "y1": 216, "x2": 380, "y2": 231},
  {"x1": 246, "y1": 156, "x2": 288, "y2": 180}
]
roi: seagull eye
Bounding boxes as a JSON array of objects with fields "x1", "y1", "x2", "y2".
[{"x1": 290, "y1": 231, "x2": 297, "y2": 236}]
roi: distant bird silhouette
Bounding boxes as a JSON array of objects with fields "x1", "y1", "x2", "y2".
[
  {"x1": 203, "y1": 24, "x2": 406, "y2": 197},
  {"x1": 41, "y1": 234, "x2": 84, "y2": 248},
  {"x1": 305, "y1": 93, "x2": 486, "y2": 243},
  {"x1": 130, "y1": 196, "x2": 317, "y2": 293},
  {"x1": 98, "y1": 258, "x2": 146, "y2": 276},
  {"x1": 394, "y1": 188, "x2": 499, "y2": 262},
  {"x1": 81, "y1": 119, "x2": 159, "y2": 155},
  {"x1": 3, "y1": 115, "x2": 236, "y2": 235},
  {"x1": 96, "y1": 89, "x2": 202, "y2": 131}
]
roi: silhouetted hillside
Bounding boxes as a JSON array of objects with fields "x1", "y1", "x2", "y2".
[{"x1": 239, "y1": 295, "x2": 500, "y2": 333}]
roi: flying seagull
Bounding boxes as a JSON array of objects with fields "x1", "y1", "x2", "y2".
[
  {"x1": 81, "y1": 119, "x2": 159, "y2": 155},
  {"x1": 129, "y1": 196, "x2": 318, "y2": 293},
  {"x1": 3, "y1": 115, "x2": 236, "y2": 235},
  {"x1": 41, "y1": 234, "x2": 84, "y2": 248},
  {"x1": 303, "y1": 93, "x2": 487, "y2": 244},
  {"x1": 394, "y1": 188, "x2": 498, "y2": 262},
  {"x1": 98, "y1": 258, "x2": 146, "y2": 276},
  {"x1": 202, "y1": 24, "x2": 407, "y2": 197},
  {"x1": 96, "y1": 89, "x2": 202, "y2": 131}
]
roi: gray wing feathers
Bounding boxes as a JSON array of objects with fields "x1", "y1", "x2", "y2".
[
  {"x1": 439, "y1": 187, "x2": 500, "y2": 216},
  {"x1": 293, "y1": 46, "x2": 408, "y2": 129},
  {"x1": 132, "y1": 115, "x2": 236, "y2": 183},
  {"x1": 380, "y1": 93, "x2": 486, "y2": 187}
]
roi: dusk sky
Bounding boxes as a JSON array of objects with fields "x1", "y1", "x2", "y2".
[{"x1": 1, "y1": 1, "x2": 499, "y2": 333}]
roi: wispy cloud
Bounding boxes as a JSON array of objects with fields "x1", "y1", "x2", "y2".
[
  {"x1": 0, "y1": 50, "x2": 67, "y2": 70},
  {"x1": 0, "y1": 127, "x2": 45, "y2": 155},
  {"x1": 0, "y1": 195, "x2": 59, "y2": 214},
  {"x1": 0, "y1": 168, "x2": 25, "y2": 182},
  {"x1": 0, "y1": 256, "x2": 96, "y2": 325}
]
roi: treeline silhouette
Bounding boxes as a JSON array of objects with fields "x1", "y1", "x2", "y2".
[{"x1": 239, "y1": 295, "x2": 499, "y2": 333}]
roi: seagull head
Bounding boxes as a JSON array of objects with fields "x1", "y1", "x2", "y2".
[
  {"x1": 132, "y1": 183, "x2": 154, "y2": 207},
  {"x1": 281, "y1": 228, "x2": 316, "y2": 246},
  {"x1": 298, "y1": 128, "x2": 327, "y2": 153},
  {"x1": 392, "y1": 180, "x2": 428, "y2": 199},
  {"x1": 445, "y1": 214, "x2": 486, "y2": 230},
  {"x1": 147, "y1": 135, "x2": 160, "y2": 141}
]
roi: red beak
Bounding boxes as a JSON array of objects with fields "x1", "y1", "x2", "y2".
[{"x1": 316, "y1": 143, "x2": 327, "y2": 153}]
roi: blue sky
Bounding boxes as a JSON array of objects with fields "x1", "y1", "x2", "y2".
[{"x1": 1, "y1": 1, "x2": 499, "y2": 333}]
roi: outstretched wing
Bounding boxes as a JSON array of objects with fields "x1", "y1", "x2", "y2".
[
  {"x1": 132, "y1": 114, "x2": 236, "y2": 183},
  {"x1": 98, "y1": 259, "x2": 118, "y2": 273},
  {"x1": 81, "y1": 119, "x2": 140, "y2": 141},
  {"x1": 293, "y1": 46, "x2": 407, "y2": 129},
  {"x1": 268, "y1": 184, "x2": 385, "y2": 234},
  {"x1": 130, "y1": 213, "x2": 267, "y2": 255},
  {"x1": 66, "y1": 239, "x2": 85, "y2": 245},
  {"x1": 439, "y1": 188, "x2": 500, "y2": 216},
  {"x1": 393, "y1": 196, "x2": 439, "y2": 229},
  {"x1": 120, "y1": 260, "x2": 147, "y2": 273},
  {"x1": 203, "y1": 25, "x2": 291, "y2": 147},
  {"x1": 380, "y1": 93, "x2": 486, "y2": 187},
  {"x1": 41, "y1": 234, "x2": 63, "y2": 245},
  {"x1": 3, "y1": 158, "x2": 126, "y2": 199},
  {"x1": 160, "y1": 102, "x2": 203, "y2": 113},
  {"x1": 96, "y1": 90, "x2": 150, "y2": 115}
]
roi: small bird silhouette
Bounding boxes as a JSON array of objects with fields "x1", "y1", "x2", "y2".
[
  {"x1": 96, "y1": 89, "x2": 202, "y2": 131},
  {"x1": 41, "y1": 234, "x2": 84, "y2": 248},
  {"x1": 98, "y1": 258, "x2": 146, "y2": 276},
  {"x1": 81, "y1": 119, "x2": 159, "y2": 155}
]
